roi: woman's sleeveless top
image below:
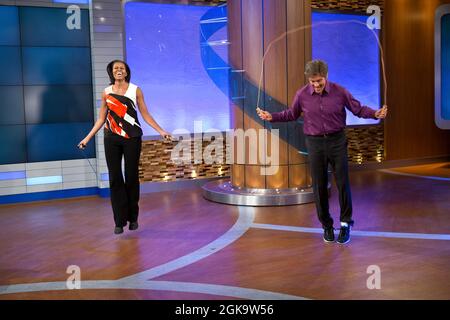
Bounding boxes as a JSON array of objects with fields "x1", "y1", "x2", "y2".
[{"x1": 104, "y1": 83, "x2": 143, "y2": 138}]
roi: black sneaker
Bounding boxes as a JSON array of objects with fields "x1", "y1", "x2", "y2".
[
  {"x1": 323, "y1": 227, "x2": 335, "y2": 242},
  {"x1": 114, "y1": 226, "x2": 124, "y2": 234},
  {"x1": 129, "y1": 222, "x2": 139, "y2": 231},
  {"x1": 337, "y1": 225, "x2": 351, "y2": 244}
]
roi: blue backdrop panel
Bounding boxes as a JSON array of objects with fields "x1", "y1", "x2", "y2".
[
  {"x1": 22, "y1": 47, "x2": 92, "y2": 85},
  {"x1": 0, "y1": 47, "x2": 23, "y2": 85},
  {"x1": 0, "y1": 125, "x2": 27, "y2": 164},
  {"x1": 0, "y1": 86, "x2": 24, "y2": 125},
  {"x1": 26, "y1": 123, "x2": 95, "y2": 162},
  {"x1": 0, "y1": 6, "x2": 20, "y2": 46},
  {"x1": 124, "y1": 2, "x2": 230, "y2": 134},
  {"x1": 312, "y1": 12, "x2": 381, "y2": 126},
  {"x1": 442, "y1": 14, "x2": 450, "y2": 120},
  {"x1": 20, "y1": 6, "x2": 90, "y2": 47},
  {"x1": 24, "y1": 85, "x2": 94, "y2": 124},
  {"x1": 0, "y1": 5, "x2": 94, "y2": 166}
]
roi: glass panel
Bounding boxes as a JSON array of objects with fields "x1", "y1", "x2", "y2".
[
  {"x1": 124, "y1": 2, "x2": 230, "y2": 134},
  {"x1": 26, "y1": 123, "x2": 96, "y2": 162},
  {"x1": 0, "y1": 86, "x2": 24, "y2": 125},
  {"x1": 0, "y1": 125, "x2": 27, "y2": 165},
  {"x1": 0, "y1": 6, "x2": 20, "y2": 46},
  {"x1": 24, "y1": 85, "x2": 94, "y2": 124},
  {"x1": 22, "y1": 47, "x2": 92, "y2": 85},
  {"x1": 312, "y1": 12, "x2": 381, "y2": 126},
  {"x1": 20, "y1": 6, "x2": 90, "y2": 47},
  {"x1": 0, "y1": 47, "x2": 22, "y2": 85}
]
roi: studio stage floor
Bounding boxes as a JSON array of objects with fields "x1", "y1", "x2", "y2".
[{"x1": 0, "y1": 163, "x2": 449, "y2": 300}]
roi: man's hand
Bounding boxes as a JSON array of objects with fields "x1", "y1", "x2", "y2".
[
  {"x1": 256, "y1": 107, "x2": 272, "y2": 121},
  {"x1": 375, "y1": 105, "x2": 388, "y2": 119}
]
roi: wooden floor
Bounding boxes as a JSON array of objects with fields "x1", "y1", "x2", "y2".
[{"x1": 0, "y1": 163, "x2": 449, "y2": 300}]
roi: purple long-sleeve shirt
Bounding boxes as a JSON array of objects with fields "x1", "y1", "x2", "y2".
[{"x1": 270, "y1": 81, "x2": 377, "y2": 136}]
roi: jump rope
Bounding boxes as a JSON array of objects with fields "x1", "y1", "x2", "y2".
[
  {"x1": 256, "y1": 20, "x2": 387, "y2": 115},
  {"x1": 78, "y1": 20, "x2": 388, "y2": 174},
  {"x1": 77, "y1": 143, "x2": 98, "y2": 176}
]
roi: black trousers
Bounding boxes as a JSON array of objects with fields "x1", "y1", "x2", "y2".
[
  {"x1": 104, "y1": 133, "x2": 142, "y2": 227},
  {"x1": 305, "y1": 131, "x2": 354, "y2": 229}
]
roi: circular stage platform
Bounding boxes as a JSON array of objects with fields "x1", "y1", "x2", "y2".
[{"x1": 202, "y1": 180, "x2": 316, "y2": 206}]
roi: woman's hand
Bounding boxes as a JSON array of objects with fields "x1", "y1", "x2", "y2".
[
  {"x1": 159, "y1": 130, "x2": 173, "y2": 142},
  {"x1": 375, "y1": 105, "x2": 388, "y2": 119},
  {"x1": 78, "y1": 137, "x2": 90, "y2": 149}
]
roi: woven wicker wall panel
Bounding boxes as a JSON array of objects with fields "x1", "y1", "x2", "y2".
[
  {"x1": 311, "y1": 0, "x2": 384, "y2": 12},
  {"x1": 346, "y1": 125, "x2": 385, "y2": 164},
  {"x1": 139, "y1": 138, "x2": 230, "y2": 183}
]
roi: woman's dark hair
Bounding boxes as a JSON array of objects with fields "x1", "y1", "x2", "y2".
[{"x1": 107, "y1": 60, "x2": 131, "y2": 84}]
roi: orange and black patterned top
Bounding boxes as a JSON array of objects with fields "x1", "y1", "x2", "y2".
[{"x1": 104, "y1": 83, "x2": 143, "y2": 138}]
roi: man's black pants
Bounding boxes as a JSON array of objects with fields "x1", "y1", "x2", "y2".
[
  {"x1": 104, "y1": 133, "x2": 142, "y2": 228},
  {"x1": 305, "y1": 130, "x2": 354, "y2": 229}
]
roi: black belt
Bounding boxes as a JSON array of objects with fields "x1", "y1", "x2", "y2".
[{"x1": 306, "y1": 130, "x2": 344, "y2": 138}]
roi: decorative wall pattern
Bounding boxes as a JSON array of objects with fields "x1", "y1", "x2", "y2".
[
  {"x1": 311, "y1": 0, "x2": 384, "y2": 12},
  {"x1": 346, "y1": 125, "x2": 384, "y2": 164},
  {"x1": 139, "y1": 138, "x2": 230, "y2": 182}
]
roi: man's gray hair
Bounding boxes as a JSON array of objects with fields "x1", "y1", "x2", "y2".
[{"x1": 305, "y1": 60, "x2": 328, "y2": 78}]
